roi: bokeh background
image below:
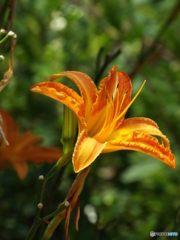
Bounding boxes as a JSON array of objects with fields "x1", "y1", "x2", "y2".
[{"x1": 0, "y1": 0, "x2": 180, "y2": 239}]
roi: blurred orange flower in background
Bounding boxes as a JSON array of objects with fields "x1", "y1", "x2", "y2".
[{"x1": 0, "y1": 109, "x2": 62, "y2": 179}]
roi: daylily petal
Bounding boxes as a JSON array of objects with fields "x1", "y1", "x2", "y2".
[
  {"x1": 50, "y1": 71, "x2": 97, "y2": 120},
  {"x1": 0, "y1": 109, "x2": 18, "y2": 145},
  {"x1": 12, "y1": 162, "x2": 28, "y2": 179},
  {"x1": 107, "y1": 117, "x2": 170, "y2": 148},
  {"x1": 0, "y1": 109, "x2": 62, "y2": 179},
  {"x1": 87, "y1": 71, "x2": 115, "y2": 135},
  {"x1": 65, "y1": 205, "x2": 71, "y2": 240},
  {"x1": 0, "y1": 115, "x2": 8, "y2": 146},
  {"x1": 30, "y1": 82, "x2": 85, "y2": 130},
  {"x1": 75, "y1": 198, "x2": 80, "y2": 231},
  {"x1": 67, "y1": 166, "x2": 90, "y2": 201},
  {"x1": 90, "y1": 92, "x2": 115, "y2": 142},
  {"x1": 14, "y1": 131, "x2": 41, "y2": 153},
  {"x1": 0, "y1": 157, "x2": 11, "y2": 169},
  {"x1": 98, "y1": 66, "x2": 132, "y2": 113},
  {"x1": 103, "y1": 131, "x2": 175, "y2": 168},
  {"x1": 73, "y1": 130, "x2": 106, "y2": 172},
  {"x1": 43, "y1": 209, "x2": 66, "y2": 240},
  {"x1": 20, "y1": 146, "x2": 62, "y2": 164},
  {"x1": 65, "y1": 166, "x2": 90, "y2": 239},
  {"x1": 114, "y1": 70, "x2": 132, "y2": 126},
  {"x1": 87, "y1": 66, "x2": 132, "y2": 136}
]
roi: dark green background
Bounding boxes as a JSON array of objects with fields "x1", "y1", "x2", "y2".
[{"x1": 0, "y1": 0, "x2": 180, "y2": 239}]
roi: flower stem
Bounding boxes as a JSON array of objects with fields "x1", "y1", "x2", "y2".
[
  {"x1": 25, "y1": 150, "x2": 73, "y2": 240},
  {"x1": 41, "y1": 204, "x2": 65, "y2": 221},
  {"x1": 0, "y1": 30, "x2": 16, "y2": 45},
  {"x1": 25, "y1": 220, "x2": 42, "y2": 240}
]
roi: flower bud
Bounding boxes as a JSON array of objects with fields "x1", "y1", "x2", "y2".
[{"x1": 61, "y1": 105, "x2": 77, "y2": 154}]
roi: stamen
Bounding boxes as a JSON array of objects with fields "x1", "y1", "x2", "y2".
[
  {"x1": 111, "y1": 89, "x2": 127, "y2": 131},
  {"x1": 112, "y1": 89, "x2": 120, "y2": 120},
  {"x1": 93, "y1": 90, "x2": 113, "y2": 141},
  {"x1": 119, "y1": 91, "x2": 127, "y2": 114},
  {"x1": 102, "y1": 91, "x2": 112, "y2": 130},
  {"x1": 116, "y1": 80, "x2": 146, "y2": 121}
]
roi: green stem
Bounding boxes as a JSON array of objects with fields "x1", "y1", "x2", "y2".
[
  {"x1": 25, "y1": 204, "x2": 65, "y2": 240},
  {"x1": 38, "y1": 166, "x2": 67, "y2": 239},
  {"x1": 25, "y1": 221, "x2": 42, "y2": 240},
  {"x1": 94, "y1": 48, "x2": 121, "y2": 84},
  {"x1": 25, "y1": 150, "x2": 73, "y2": 240},
  {"x1": 0, "y1": 0, "x2": 11, "y2": 29},
  {"x1": 0, "y1": 31, "x2": 16, "y2": 45},
  {"x1": 95, "y1": 46, "x2": 104, "y2": 82},
  {"x1": 41, "y1": 204, "x2": 65, "y2": 221},
  {"x1": 56, "y1": 148, "x2": 73, "y2": 168}
]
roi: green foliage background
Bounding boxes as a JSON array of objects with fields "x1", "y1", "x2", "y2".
[{"x1": 0, "y1": 0, "x2": 180, "y2": 239}]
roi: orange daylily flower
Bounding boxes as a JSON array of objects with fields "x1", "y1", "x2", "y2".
[
  {"x1": 30, "y1": 66, "x2": 175, "y2": 172},
  {"x1": 0, "y1": 109, "x2": 62, "y2": 179}
]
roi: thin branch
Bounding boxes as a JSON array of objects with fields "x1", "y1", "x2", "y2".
[
  {"x1": 129, "y1": 0, "x2": 180, "y2": 78},
  {"x1": 8, "y1": 0, "x2": 17, "y2": 30},
  {"x1": 25, "y1": 151, "x2": 73, "y2": 240},
  {"x1": 94, "y1": 48, "x2": 121, "y2": 84},
  {"x1": 0, "y1": 0, "x2": 11, "y2": 29},
  {"x1": 0, "y1": 0, "x2": 17, "y2": 30},
  {"x1": 0, "y1": 31, "x2": 17, "y2": 92}
]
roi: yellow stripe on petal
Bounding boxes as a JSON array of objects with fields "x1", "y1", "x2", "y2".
[
  {"x1": 31, "y1": 82, "x2": 85, "y2": 130},
  {"x1": 93, "y1": 91, "x2": 115, "y2": 142},
  {"x1": 50, "y1": 71, "x2": 97, "y2": 120},
  {"x1": 73, "y1": 130, "x2": 106, "y2": 172},
  {"x1": 87, "y1": 68, "x2": 119, "y2": 134},
  {"x1": 104, "y1": 131, "x2": 175, "y2": 168},
  {"x1": 111, "y1": 70, "x2": 132, "y2": 127}
]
